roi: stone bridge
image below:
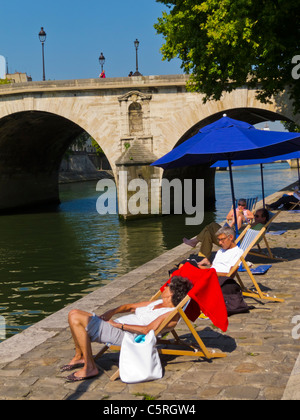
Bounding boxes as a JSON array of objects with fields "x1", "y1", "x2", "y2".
[{"x1": 0, "y1": 75, "x2": 298, "y2": 217}]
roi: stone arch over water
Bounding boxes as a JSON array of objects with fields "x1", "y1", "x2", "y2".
[{"x1": 0, "y1": 110, "x2": 113, "y2": 211}]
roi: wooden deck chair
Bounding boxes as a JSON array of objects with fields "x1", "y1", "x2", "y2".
[
  {"x1": 288, "y1": 199, "x2": 300, "y2": 210},
  {"x1": 234, "y1": 197, "x2": 258, "y2": 213},
  {"x1": 230, "y1": 224, "x2": 284, "y2": 303},
  {"x1": 246, "y1": 210, "x2": 287, "y2": 261},
  {"x1": 94, "y1": 263, "x2": 228, "y2": 381}
]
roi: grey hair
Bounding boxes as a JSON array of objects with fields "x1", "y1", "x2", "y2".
[{"x1": 216, "y1": 226, "x2": 235, "y2": 238}]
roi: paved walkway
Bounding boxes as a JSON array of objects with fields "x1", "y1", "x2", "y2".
[{"x1": 0, "y1": 187, "x2": 300, "y2": 400}]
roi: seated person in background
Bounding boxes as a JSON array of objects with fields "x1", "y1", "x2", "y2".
[
  {"x1": 226, "y1": 198, "x2": 254, "y2": 230},
  {"x1": 197, "y1": 226, "x2": 243, "y2": 276},
  {"x1": 62, "y1": 276, "x2": 193, "y2": 382},
  {"x1": 266, "y1": 187, "x2": 300, "y2": 210},
  {"x1": 183, "y1": 208, "x2": 269, "y2": 261}
]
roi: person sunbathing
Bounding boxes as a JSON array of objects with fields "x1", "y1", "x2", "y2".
[
  {"x1": 266, "y1": 187, "x2": 300, "y2": 210},
  {"x1": 61, "y1": 276, "x2": 193, "y2": 382},
  {"x1": 196, "y1": 226, "x2": 243, "y2": 276},
  {"x1": 226, "y1": 198, "x2": 254, "y2": 230},
  {"x1": 183, "y1": 208, "x2": 269, "y2": 261}
]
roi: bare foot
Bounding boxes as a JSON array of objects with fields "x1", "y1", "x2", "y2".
[
  {"x1": 68, "y1": 356, "x2": 85, "y2": 366},
  {"x1": 69, "y1": 365, "x2": 99, "y2": 380}
]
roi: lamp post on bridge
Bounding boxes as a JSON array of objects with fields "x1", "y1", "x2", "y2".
[
  {"x1": 133, "y1": 39, "x2": 142, "y2": 76},
  {"x1": 99, "y1": 52, "x2": 105, "y2": 78},
  {"x1": 38, "y1": 27, "x2": 46, "y2": 81}
]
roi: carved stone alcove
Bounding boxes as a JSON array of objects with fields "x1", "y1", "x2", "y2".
[
  {"x1": 118, "y1": 90, "x2": 152, "y2": 140},
  {"x1": 129, "y1": 101, "x2": 143, "y2": 135}
]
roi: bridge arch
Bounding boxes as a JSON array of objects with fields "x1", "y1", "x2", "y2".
[
  {"x1": 0, "y1": 76, "x2": 299, "y2": 216},
  {"x1": 158, "y1": 105, "x2": 295, "y2": 211},
  {"x1": 0, "y1": 110, "x2": 116, "y2": 211},
  {"x1": 153, "y1": 91, "x2": 297, "y2": 158}
]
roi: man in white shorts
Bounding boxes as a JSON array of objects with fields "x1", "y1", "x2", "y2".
[{"x1": 61, "y1": 276, "x2": 193, "y2": 382}]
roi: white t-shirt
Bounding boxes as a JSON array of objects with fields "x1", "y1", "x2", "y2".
[
  {"x1": 115, "y1": 299, "x2": 174, "y2": 326},
  {"x1": 211, "y1": 246, "x2": 243, "y2": 273},
  {"x1": 293, "y1": 190, "x2": 300, "y2": 200}
]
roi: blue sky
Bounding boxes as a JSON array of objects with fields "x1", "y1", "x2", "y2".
[{"x1": 0, "y1": 0, "x2": 182, "y2": 81}]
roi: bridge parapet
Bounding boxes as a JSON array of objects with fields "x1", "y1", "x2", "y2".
[{"x1": 0, "y1": 74, "x2": 189, "y2": 96}]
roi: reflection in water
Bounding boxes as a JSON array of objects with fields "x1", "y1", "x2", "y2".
[{"x1": 0, "y1": 162, "x2": 298, "y2": 340}]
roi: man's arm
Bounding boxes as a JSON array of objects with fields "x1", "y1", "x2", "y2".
[
  {"x1": 99, "y1": 301, "x2": 151, "y2": 321},
  {"x1": 197, "y1": 257, "x2": 211, "y2": 268},
  {"x1": 108, "y1": 312, "x2": 180, "y2": 336}
]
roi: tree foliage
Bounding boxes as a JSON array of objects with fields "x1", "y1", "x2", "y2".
[
  {"x1": 155, "y1": 0, "x2": 300, "y2": 113},
  {"x1": 0, "y1": 79, "x2": 11, "y2": 85}
]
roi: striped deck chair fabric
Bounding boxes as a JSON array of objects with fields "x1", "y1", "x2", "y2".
[
  {"x1": 230, "y1": 224, "x2": 284, "y2": 303},
  {"x1": 247, "y1": 210, "x2": 287, "y2": 261}
]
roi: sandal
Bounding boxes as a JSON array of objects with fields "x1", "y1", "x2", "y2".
[{"x1": 60, "y1": 363, "x2": 84, "y2": 372}]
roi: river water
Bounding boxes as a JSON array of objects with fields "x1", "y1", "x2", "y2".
[{"x1": 0, "y1": 161, "x2": 298, "y2": 341}]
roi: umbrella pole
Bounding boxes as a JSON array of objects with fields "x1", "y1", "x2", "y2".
[
  {"x1": 228, "y1": 159, "x2": 238, "y2": 234},
  {"x1": 297, "y1": 158, "x2": 300, "y2": 188},
  {"x1": 260, "y1": 163, "x2": 265, "y2": 208}
]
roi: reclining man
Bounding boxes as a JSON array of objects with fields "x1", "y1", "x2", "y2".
[
  {"x1": 183, "y1": 208, "x2": 269, "y2": 262},
  {"x1": 180, "y1": 226, "x2": 243, "y2": 276},
  {"x1": 266, "y1": 187, "x2": 300, "y2": 210},
  {"x1": 61, "y1": 276, "x2": 193, "y2": 382},
  {"x1": 197, "y1": 226, "x2": 243, "y2": 276}
]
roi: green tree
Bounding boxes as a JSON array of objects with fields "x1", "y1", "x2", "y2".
[
  {"x1": 91, "y1": 139, "x2": 104, "y2": 155},
  {"x1": 0, "y1": 79, "x2": 11, "y2": 85},
  {"x1": 155, "y1": 0, "x2": 300, "y2": 113}
]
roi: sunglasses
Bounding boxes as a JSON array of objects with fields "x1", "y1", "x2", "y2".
[
  {"x1": 238, "y1": 203, "x2": 246, "y2": 206},
  {"x1": 218, "y1": 235, "x2": 230, "y2": 241}
]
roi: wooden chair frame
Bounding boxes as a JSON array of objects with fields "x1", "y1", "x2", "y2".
[
  {"x1": 231, "y1": 222, "x2": 284, "y2": 303},
  {"x1": 289, "y1": 199, "x2": 300, "y2": 210},
  {"x1": 245, "y1": 210, "x2": 287, "y2": 261}
]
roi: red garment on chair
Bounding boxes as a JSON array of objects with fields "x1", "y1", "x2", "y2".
[{"x1": 160, "y1": 262, "x2": 228, "y2": 332}]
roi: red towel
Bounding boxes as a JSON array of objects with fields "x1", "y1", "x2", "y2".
[{"x1": 161, "y1": 262, "x2": 228, "y2": 332}]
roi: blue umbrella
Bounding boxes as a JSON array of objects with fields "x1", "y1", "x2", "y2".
[
  {"x1": 151, "y1": 116, "x2": 300, "y2": 231},
  {"x1": 212, "y1": 151, "x2": 300, "y2": 208}
]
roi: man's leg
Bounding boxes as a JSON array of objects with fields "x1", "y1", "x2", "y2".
[
  {"x1": 67, "y1": 309, "x2": 99, "y2": 379},
  {"x1": 197, "y1": 222, "x2": 221, "y2": 259},
  {"x1": 268, "y1": 195, "x2": 296, "y2": 209},
  {"x1": 183, "y1": 222, "x2": 221, "y2": 257}
]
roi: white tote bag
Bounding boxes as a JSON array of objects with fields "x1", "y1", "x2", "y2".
[{"x1": 119, "y1": 330, "x2": 163, "y2": 383}]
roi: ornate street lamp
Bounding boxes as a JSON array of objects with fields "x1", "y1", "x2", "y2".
[
  {"x1": 133, "y1": 39, "x2": 142, "y2": 76},
  {"x1": 99, "y1": 52, "x2": 105, "y2": 73},
  {"x1": 38, "y1": 27, "x2": 46, "y2": 81}
]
